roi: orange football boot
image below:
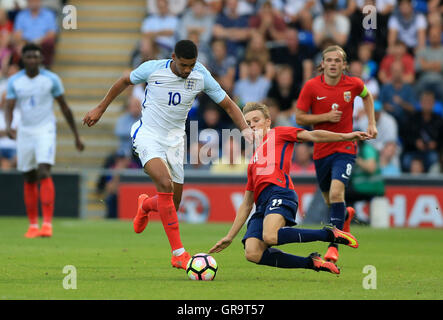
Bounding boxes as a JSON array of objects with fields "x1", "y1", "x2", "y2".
[
  {"x1": 343, "y1": 207, "x2": 355, "y2": 233},
  {"x1": 171, "y1": 251, "x2": 192, "y2": 270},
  {"x1": 39, "y1": 224, "x2": 53, "y2": 237},
  {"x1": 310, "y1": 252, "x2": 340, "y2": 275},
  {"x1": 324, "y1": 225, "x2": 359, "y2": 248},
  {"x1": 24, "y1": 226, "x2": 40, "y2": 238},
  {"x1": 324, "y1": 246, "x2": 339, "y2": 263},
  {"x1": 133, "y1": 194, "x2": 149, "y2": 234}
]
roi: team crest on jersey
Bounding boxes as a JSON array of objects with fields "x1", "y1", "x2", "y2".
[
  {"x1": 344, "y1": 91, "x2": 351, "y2": 102},
  {"x1": 184, "y1": 79, "x2": 196, "y2": 91}
]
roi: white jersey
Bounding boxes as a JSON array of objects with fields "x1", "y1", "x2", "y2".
[
  {"x1": 129, "y1": 59, "x2": 226, "y2": 146},
  {"x1": 6, "y1": 68, "x2": 64, "y2": 134}
]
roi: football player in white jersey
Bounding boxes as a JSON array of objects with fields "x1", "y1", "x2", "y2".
[
  {"x1": 83, "y1": 40, "x2": 253, "y2": 269},
  {"x1": 5, "y1": 43, "x2": 84, "y2": 238}
]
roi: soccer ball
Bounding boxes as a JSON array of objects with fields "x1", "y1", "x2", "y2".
[{"x1": 186, "y1": 253, "x2": 218, "y2": 281}]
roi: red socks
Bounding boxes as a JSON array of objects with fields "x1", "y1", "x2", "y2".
[
  {"x1": 23, "y1": 177, "x2": 55, "y2": 226},
  {"x1": 24, "y1": 182, "x2": 39, "y2": 225},
  {"x1": 40, "y1": 177, "x2": 55, "y2": 225},
  {"x1": 157, "y1": 192, "x2": 183, "y2": 251},
  {"x1": 142, "y1": 194, "x2": 158, "y2": 213}
]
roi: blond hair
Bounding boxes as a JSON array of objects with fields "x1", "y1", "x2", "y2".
[{"x1": 243, "y1": 102, "x2": 271, "y2": 119}]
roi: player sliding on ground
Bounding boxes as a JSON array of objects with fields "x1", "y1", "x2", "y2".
[
  {"x1": 209, "y1": 103, "x2": 368, "y2": 274},
  {"x1": 83, "y1": 40, "x2": 253, "y2": 270}
]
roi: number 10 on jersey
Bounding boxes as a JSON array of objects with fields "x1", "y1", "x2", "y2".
[{"x1": 168, "y1": 92, "x2": 181, "y2": 106}]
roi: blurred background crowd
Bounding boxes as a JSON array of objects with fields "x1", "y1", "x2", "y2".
[{"x1": 1, "y1": 0, "x2": 443, "y2": 182}]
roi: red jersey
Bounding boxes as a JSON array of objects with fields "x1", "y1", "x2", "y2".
[
  {"x1": 296, "y1": 74, "x2": 367, "y2": 160},
  {"x1": 246, "y1": 127, "x2": 304, "y2": 203}
]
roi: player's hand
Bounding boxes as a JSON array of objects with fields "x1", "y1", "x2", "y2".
[
  {"x1": 241, "y1": 127, "x2": 254, "y2": 144},
  {"x1": 83, "y1": 106, "x2": 105, "y2": 127},
  {"x1": 6, "y1": 128, "x2": 16, "y2": 140},
  {"x1": 367, "y1": 123, "x2": 378, "y2": 139},
  {"x1": 75, "y1": 137, "x2": 85, "y2": 152},
  {"x1": 343, "y1": 131, "x2": 370, "y2": 141},
  {"x1": 326, "y1": 109, "x2": 342, "y2": 123},
  {"x1": 209, "y1": 236, "x2": 233, "y2": 254}
]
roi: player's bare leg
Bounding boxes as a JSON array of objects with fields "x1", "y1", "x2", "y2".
[
  {"x1": 143, "y1": 158, "x2": 190, "y2": 269},
  {"x1": 23, "y1": 169, "x2": 39, "y2": 238},
  {"x1": 262, "y1": 213, "x2": 286, "y2": 246}
]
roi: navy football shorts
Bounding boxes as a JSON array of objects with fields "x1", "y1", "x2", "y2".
[
  {"x1": 242, "y1": 184, "x2": 298, "y2": 246},
  {"x1": 314, "y1": 152, "x2": 356, "y2": 192}
]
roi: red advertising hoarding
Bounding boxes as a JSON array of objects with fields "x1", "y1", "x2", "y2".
[{"x1": 118, "y1": 183, "x2": 443, "y2": 228}]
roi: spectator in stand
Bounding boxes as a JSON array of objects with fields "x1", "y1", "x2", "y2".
[
  {"x1": 212, "y1": 0, "x2": 251, "y2": 60},
  {"x1": 176, "y1": 0, "x2": 215, "y2": 50},
  {"x1": 0, "y1": 64, "x2": 19, "y2": 169},
  {"x1": 402, "y1": 91, "x2": 442, "y2": 172},
  {"x1": 269, "y1": 28, "x2": 315, "y2": 86},
  {"x1": 115, "y1": 91, "x2": 142, "y2": 158},
  {"x1": 350, "y1": 60, "x2": 379, "y2": 123},
  {"x1": 266, "y1": 64, "x2": 299, "y2": 118},
  {"x1": 409, "y1": 157, "x2": 425, "y2": 175},
  {"x1": 379, "y1": 60, "x2": 416, "y2": 127},
  {"x1": 233, "y1": 57, "x2": 272, "y2": 107},
  {"x1": 427, "y1": 10, "x2": 442, "y2": 29},
  {"x1": 345, "y1": 140, "x2": 385, "y2": 208},
  {"x1": 429, "y1": 149, "x2": 443, "y2": 175},
  {"x1": 210, "y1": 136, "x2": 247, "y2": 175},
  {"x1": 378, "y1": 40, "x2": 415, "y2": 85},
  {"x1": 263, "y1": 97, "x2": 292, "y2": 128},
  {"x1": 387, "y1": 0, "x2": 427, "y2": 52},
  {"x1": 130, "y1": 35, "x2": 161, "y2": 69},
  {"x1": 207, "y1": 39, "x2": 236, "y2": 94},
  {"x1": 290, "y1": 143, "x2": 315, "y2": 175},
  {"x1": 0, "y1": 0, "x2": 26, "y2": 21},
  {"x1": 13, "y1": 0, "x2": 58, "y2": 68},
  {"x1": 312, "y1": 1, "x2": 350, "y2": 48},
  {"x1": 415, "y1": 26, "x2": 443, "y2": 103},
  {"x1": 240, "y1": 31, "x2": 272, "y2": 79},
  {"x1": 187, "y1": 29, "x2": 211, "y2": 67},
  {"x1": 141, "y1": 0, "x2": 178, "y2": 56},
  {"x1": 0, "y1": 8, "x2": 12, "y2": 77},
  {"x1": 379, "y1": 141, "x2": 401, "y2": 176},
  {"x1": 145, "y1": 0, "x2": 187, "y2": 16},
  {"x1": 249, "y1": 1, "x2": 286, "y2": 43},
  {"x1": 356, "y1": 41, "x2": 377, "y2": 82},
  {"x1": 283, "y1": 0, "x2": 324, "y2": 30}
]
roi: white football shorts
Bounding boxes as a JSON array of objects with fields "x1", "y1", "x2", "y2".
[
  {"x1": 16, "y1": 128, "x2": 56, "y2": 172},
  {"x1": 130, "y1": 120, "x2": 184, "y2": 184}
]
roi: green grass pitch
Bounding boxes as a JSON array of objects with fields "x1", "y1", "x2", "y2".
[{"x1": 0, "y1": 217, "x2": 442, "y2": 300}]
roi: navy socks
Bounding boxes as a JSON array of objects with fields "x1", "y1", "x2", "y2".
[
  {"x1": 329, "y1": 202, "x2": 346, "y2": 230},
  {"x1": 277, "y1": 227, "x2": 331, "y2": 245},
  {"x1": 258, "y1": 248, "x2": 312, "y2": 269}
]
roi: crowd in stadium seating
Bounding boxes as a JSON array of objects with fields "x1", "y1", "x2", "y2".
[
  {"x1": 128, "y1": 0, "x2": 443, "y2": 176},
  {"x1": 1, "y1": 0, "x2": 443, "y2": 179}
]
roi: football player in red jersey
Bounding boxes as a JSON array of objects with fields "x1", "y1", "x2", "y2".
[
  {"x1": 295, "y1": 45, "x2": 377, "y2": 262},
  {"x1": 209, "y1": 103, "x2": 369, "y2": 274}
]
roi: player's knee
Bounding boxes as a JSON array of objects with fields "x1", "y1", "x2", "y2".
[
  {"x1": 244, "y1": 249, "x2": 262, "y2": 264},
  {"x1": 262, "y1": 231, "x2": 278, "y2": 246},
  {"x1": 156, "y1": 177, "x2": 174, "y2": 193}
]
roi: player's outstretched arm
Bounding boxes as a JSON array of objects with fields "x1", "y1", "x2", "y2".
[
  {"x1": 55, "y1": 95, "x2": 85, "y2": 152},
  {"x1": 297, "y1": 129, "x2": 370, "y2": 143},
  {"x1": 83, "y1": 75, "x2": 132, "y2": 127},
  {"x1": 218, "y1": 95, "x2": 254, "y2": 144},
  {"x1": 209, "y1": 190, "x2": 254, "y2": 254}
]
